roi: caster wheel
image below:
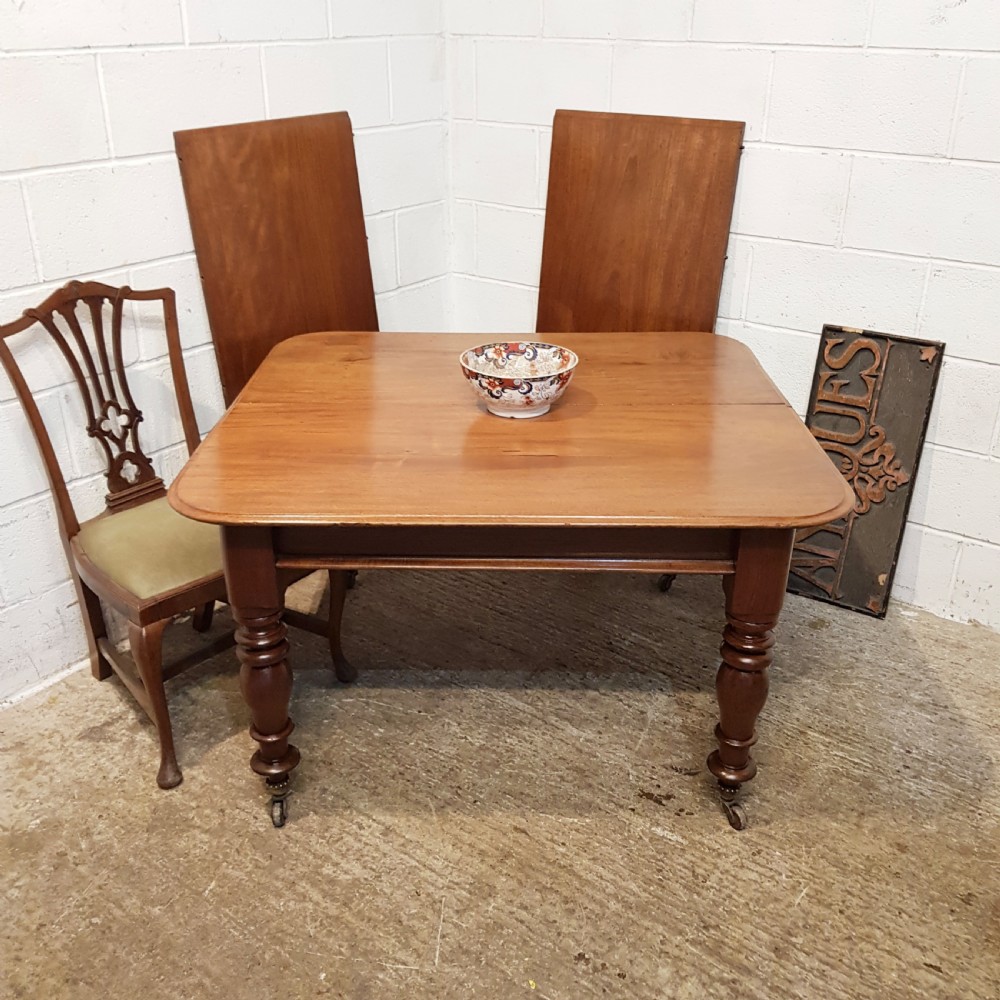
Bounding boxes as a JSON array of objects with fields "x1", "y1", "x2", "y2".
[
  {"x1": 722, "y1": 800, "x2": 748, "y2": 831},
  {"x1": 347, "y1": 570, "x2": 358, "y2": 590},
  {"x1": 270, "y1": 796, "x2": 289, "y2": 828},
  {"x1": 657, "y1": 574, "x2": 676, "y2": 593}
]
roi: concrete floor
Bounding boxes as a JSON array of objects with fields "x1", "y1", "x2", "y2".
[{"x1": 1, "y1": 571, "x2": 998, "y2": 999}]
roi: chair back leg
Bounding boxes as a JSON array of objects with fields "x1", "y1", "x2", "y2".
[
  {"x1": 192, "y1": 601, "x2": 215, "y2": 633},
  {"x1": 128, "y1": 619, "x2": 182, "y2": 789},
  {"x1": 71, "y1": 576, "x2": 113, "y2": 680},
  {"x1": 327, "y1": 569, "x2": 357, "y2": 684}
]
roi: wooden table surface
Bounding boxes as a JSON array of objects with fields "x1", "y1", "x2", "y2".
[{"x1": 169, "y1": 331, "x2": 853, "y2": 529}]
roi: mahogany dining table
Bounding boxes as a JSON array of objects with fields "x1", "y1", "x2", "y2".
[{"x1": 168, "y1": 331, "x2": 853, "y2": 828}]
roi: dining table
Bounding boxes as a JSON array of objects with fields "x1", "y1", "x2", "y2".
[{"x1": 168, "y1": 330, "x2": 854, "y2": 829}]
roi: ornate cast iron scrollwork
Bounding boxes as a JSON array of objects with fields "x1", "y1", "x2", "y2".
[{"x1": 788, "y1": 326, "x2": 944, "y2": 617}]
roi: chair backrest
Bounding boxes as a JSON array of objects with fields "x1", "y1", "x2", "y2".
[
  {"x1": 0, "y1": 281, "x2": 201, "y2": 538},
  {"x1": 174, "y1": 111, "x2": 378, "y2": 406},
  {"x1": 536, "y1": 110, "x2": 744, "y2": 334}
]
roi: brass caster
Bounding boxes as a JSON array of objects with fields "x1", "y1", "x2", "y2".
[
  {"x1": 270, "y1": 795, "x2": 289, "y2": 828},
  {"x1": 719, "y1": 783, "x2": 747, "y2": 830},
  {"x1": 722, "y1": 799, "x2": 748, "y2": 830},
  {"x1": 267, "y1": 778, "x2": 291, "y2": 828}
]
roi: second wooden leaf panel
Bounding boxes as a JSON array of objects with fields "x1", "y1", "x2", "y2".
[{"x1": 537, "y1": 110, "x2": 745, "y2": 334}]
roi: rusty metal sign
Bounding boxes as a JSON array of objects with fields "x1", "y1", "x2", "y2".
[{"x1": 787, "y1": 325, "x2": 944, "y2": 617}]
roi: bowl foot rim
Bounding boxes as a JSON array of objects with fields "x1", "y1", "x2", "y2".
[{"x1": 485, "y1": 403, "x2": 551, "y2": 419}]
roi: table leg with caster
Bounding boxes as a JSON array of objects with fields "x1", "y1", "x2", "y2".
[
  {"x1": 707, "y1": 528, "x2": 794, "y2": 830},
  {"x1": 224, "y1": 526, "x2": 301, "y2": 827},
  {"x1": 268, "y1": 777, "x2": 291, "y2": 828}
]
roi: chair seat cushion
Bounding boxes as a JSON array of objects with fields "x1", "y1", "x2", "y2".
[{"x1": 75, "y1": 496, "x2": 223, "y2": 600}]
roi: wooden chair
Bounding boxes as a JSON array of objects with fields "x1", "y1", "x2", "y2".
[
  {"x1": 0, "y1": 281, "x2": 354, "y2": 790},
  {"x1": 0, "y1": 281, "x2": 231, "y2": 789},
  {"x1": 537, "y1": 111, "x2": 744, "y2": 593},
  {"x1": 173, "y1": 111, "x2": 378, "y2": 406},
  {"x1": 537, "y1": 110, "x2": 744, "y2": 334}
]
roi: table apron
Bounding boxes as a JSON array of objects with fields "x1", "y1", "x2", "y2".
[{"x1": 272, "y1": 525, "x2": 737, "y2": 574}]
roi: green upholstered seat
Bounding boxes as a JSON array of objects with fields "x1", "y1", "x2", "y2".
[{"x1": 75, "y1": 496, "x2": 223, "y2": 601}]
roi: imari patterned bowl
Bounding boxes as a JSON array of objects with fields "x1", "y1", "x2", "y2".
[{"x1": 459, "y1": 341, "x2": 579, "y2": 418}]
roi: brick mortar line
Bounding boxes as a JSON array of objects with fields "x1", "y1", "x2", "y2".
[
  {"x1": 945, "y1": 57, "x2": 970, "y2": 159},
  {"x1": 448, "y1": 205, "x2": 1000, "y2": 277},
  {"x1": 724, "y1": 317, "x2": 1000, "y2": 370},
  {"x1": 446, "y1": 36, "x2": 1000, "y2": 57},
  {"x1": 450, "y1": 119, "x2": 1000, "y2": 169},
  {"x1": 0, "y1": 121, "x2": 446, "y2": 182},
  {"x1": 454, "y1": 125, "x2": 1000, "y2": 170},
  {"x1": 0, "y1": 34, "x2": 443, "y2": 58}
]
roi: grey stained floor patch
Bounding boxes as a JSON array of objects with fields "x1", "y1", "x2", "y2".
[{"x1": 1, "y1": 571, "x2": 999, "y2": 999}]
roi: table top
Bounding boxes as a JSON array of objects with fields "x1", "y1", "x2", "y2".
[{"x1": 168, "y1": 331, "x2": 854, "y2": 529}]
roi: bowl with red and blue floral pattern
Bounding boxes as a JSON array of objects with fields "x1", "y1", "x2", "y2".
[{"x1": 459, "y1": 341, "x2": 579, "y2": 418}]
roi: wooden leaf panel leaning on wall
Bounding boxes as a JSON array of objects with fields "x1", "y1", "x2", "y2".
[
  {"x1": 174, "y1": 111, "x2": 378, "y2": 406},
  {"x1": 537, "y1": 109, "x2": 744, "y2": 334}
]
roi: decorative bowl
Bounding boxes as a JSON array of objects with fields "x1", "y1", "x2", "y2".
[{"x1": 459, "y1": 341, "x2": 579, "y2": 418}]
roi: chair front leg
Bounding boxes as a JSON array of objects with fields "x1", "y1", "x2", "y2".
[{"x1": 128, "y1": 618, "x2": 182, "y2": 789}]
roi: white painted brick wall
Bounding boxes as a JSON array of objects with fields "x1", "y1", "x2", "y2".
[
  {"x1": 612, "y1": 46, "x2": 772, "y2": 138},
  {"x1": 330, "y1": 0, "x2": 442, "y2": 38},
  {"x1": 0, "y1": 0, "x2": 183, "y2": 51},
  {"x1": 0, "y1": 0, "x2": 448, "y2": 701},
  {"x1": 104, "y1": 48, "x2": 266, "y2": 156},
  {"x1": 0, "y1": 183, "x2": 36, "y2": 288},
  {"x1": 477, "y1": 40, "x2": 612, "y2": 126},
  {"x1": 692, "y1": 0, "x2": 869, "y2": 45},
  {"x1": 451, "y1": 122, "x2": 540, "y2": 206},
  {"x1": 919, "y1": 265, "x2": 1000, "y2": 366},
  {"x1": 953, "y1": 59, "x2": 1000, "y2": 162},
  {"x1": 732, "y1": 147, "x2": 851, "y2": 246},
  {"x1": 185, "y1": 0, "x2": 327, "y2": 43},
  {"x1": 768, "y1": 52, "x2": 962, "y2": 155},
  {"x1": 0, "y1": 56, "x2": 109, "y2": 170},
  {"x1": 475, "y1": 205, "x2": 545, "y2": 286},
  {"x1": 265, "y1": 41, "x2": 389, "y2": 125},
  {"x1": 446, "y1": 0, "x2": 1000, "y2": 641},
  {"x1": 397, "y1": 202, "x2": 450, "y2": 285},
  {"x1": 952, "y1": 541, "x2": 1000, "y2": 631},
  {"x1": 356, "y1": 123, "x2": 448, "y2": 213},
  {"x1": 843, "y1": 159, "x2": 1000, "y2": 263},
  {"x1": 744, "y1": 243, "x2": 926, "y2": 334},
  {"x1": 869, "y1": 0, "x2": 1000, "y2": 50},
  {"x1": 390, "y1": 37, "x2": 447, "y2": 124},
  {"x1": 25, "y1": 161, "x2": 194, "y2": 276},
  {"x1": 545, "y1": 0, "x2": 690, "y2": 42},
  {"x1": 447, "y1": 0, "x2": 541, "y2": 38},
  {"x1": 4, "y1": 0, "x2": 1000, "y2": 701}
]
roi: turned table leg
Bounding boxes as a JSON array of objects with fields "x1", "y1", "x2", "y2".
[
  {"x1": 223, "y1": 526, "x2": 301, "y2": 827},
  {"x1": 708, "y1": 528, "x2": 795, "y2": 830}
]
